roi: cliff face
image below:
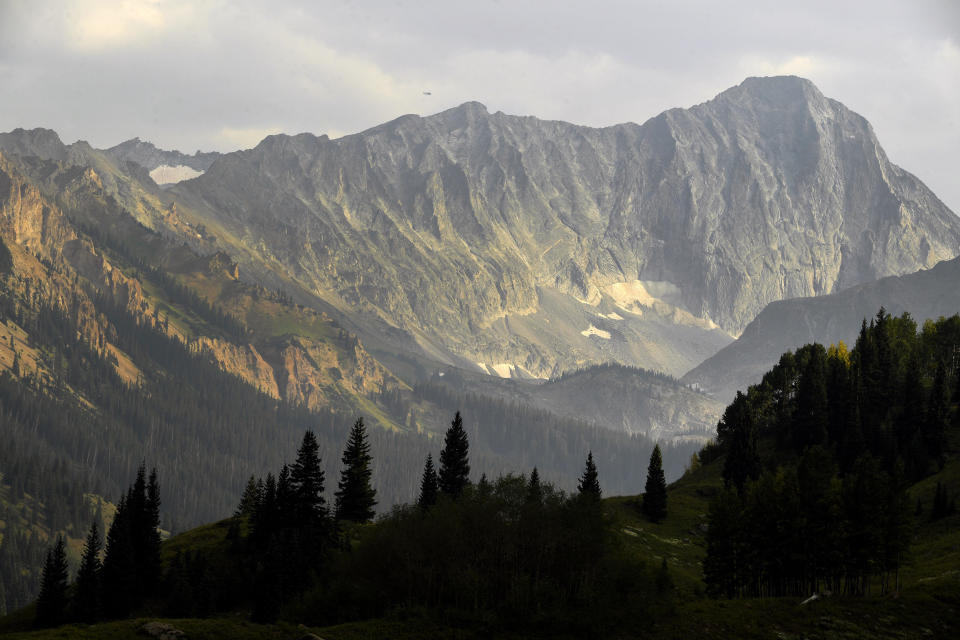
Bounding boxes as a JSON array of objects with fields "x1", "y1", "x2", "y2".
[
  {"x1": 169, "y1": 76, "x2": 960, "y2": 377},
  {"x1": 0, "y1": 153, "x2": 401, "y2": 416}
]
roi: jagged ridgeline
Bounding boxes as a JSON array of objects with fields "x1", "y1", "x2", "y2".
[{"x1": 702, "y1": 310, "x2": 960, "y2": 598}]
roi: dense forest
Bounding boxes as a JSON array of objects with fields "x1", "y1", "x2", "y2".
[{"x1": 703, "y1": 310, "x2": 959, "y2": 598}]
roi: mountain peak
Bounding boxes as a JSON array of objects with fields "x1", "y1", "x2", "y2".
[{"x1": 713, "y1": 75, "x2": 825, "y2": 109}]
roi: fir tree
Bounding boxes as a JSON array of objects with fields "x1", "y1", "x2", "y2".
[
  {"x1": 438, "y1": 411, "x2": 470, "y2": 498},
  {"x1": 577, "y1": 451, "x2": 601, "y2": 499},
  {"x1": 417, "y1": 454, "x2": 438, "y2": 508},
  {"x1": 643, "y1": 444, "x2": 668, "y2": 522},
  {"x1": 142, "y1": 468, "x2": 162, "y2": 596},
  {"x1": 526, "y1": 467, "x2": 543, "y2": 505},
  {"x1": 73, "y1": 521, "x2": 102, "y2": 623},
  {"x1": 334, "y1": 418, "x2": 377, "y2": 523},
  {"x1": 235, "y1": 475, "x2": 262, "y2": 517},
  {"x1": 101, "y1": 494, "x2": 135, "y2": 618},
  {"x1": 290, "y1": 431, "x2": 328, "y2": 528},
  {"x1": 34, "y1": 536, "x2": 68, "y2": 628}
]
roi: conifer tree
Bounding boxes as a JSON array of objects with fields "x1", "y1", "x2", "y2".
[
  {"x1": 438, "y1": 411, "x2": 470, "y2": 498},
  {"x1": 923, "y1": 361, "x2": 950, "y2": 468},
  {"x1": 526, "y1": 467, "x2": 543, "y2": 505},
  {"x1": 101, "y1": 494, "x2": 135, "y2": 618},
  {"x1": 235, "y1": 475, "x2": 262, "y2": 517},
  {"x1": 643, "y1": 444, "x2": 668, "y2": 522},
  {"x1": 335, "y1": 418, "x2": 377, "y2": 523},
  {"x1": 577, "y1": 451, "x2": 601, "y2": 499},
  {"x1": 290, "y1": 431, "x2": 328, "y2": 527},
  {"x1": 34, "y1": 536, "x2": 68, "y2": 628},
  {"x1": 417, "y1": 454, "x2": 438, "y2": 508},
  {"x1": 73, "y1": 521, "x2": 102, "y2": 623},
  {"x1": 142, "y1": 468, "x2": 162, "y2": 596}
]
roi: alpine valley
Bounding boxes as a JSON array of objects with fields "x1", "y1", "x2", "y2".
[{"x1": 1, "y1": 76, "x2": 959, "y2": 636}]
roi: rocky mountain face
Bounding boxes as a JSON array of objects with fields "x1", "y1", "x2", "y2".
[
  {"x1": 106, "y1": 138, "x2": 220, "y2": 184},
  {"x1": 0, "y1": 148, "x2": 401, "y2": 417},
  {"x1": 161, "y1": 76, "x2": 960, "y2": 378},
  {"x1": 683, "y1": 255, "x2": 960, "y2": 403}
]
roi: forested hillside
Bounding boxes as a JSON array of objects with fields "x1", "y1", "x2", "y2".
[{"x1": 704, "y1": 310, "x2": 959, "y2": 597}]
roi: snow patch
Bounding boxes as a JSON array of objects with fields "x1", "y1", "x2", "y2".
[
  {"x1": 580, "y1": 324, "x2": 611, "y2": 339},
  {"x1": 598, "y1": 312, "x2": 623, "y2": 320},
  {"x1": 476, "y1": 362, "x2": 490, "y2": 375},
  {"x1": 602, "y1": 280, "x2": 724, "y2": 332},
  {"x1": 150, "y1": 164, "x2": 204, "y2": 185},
  {"x1": 491, "y1": 363, "x2": 516, "y2": 378}
]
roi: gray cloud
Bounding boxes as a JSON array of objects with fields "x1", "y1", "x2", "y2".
[{"x1": 0, "y1": 0, "x2": 957, "y2": 211}]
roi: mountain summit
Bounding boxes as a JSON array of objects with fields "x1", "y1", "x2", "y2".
[{"x1": 159, "y1": 76, "x2": 958, "y2": 377}]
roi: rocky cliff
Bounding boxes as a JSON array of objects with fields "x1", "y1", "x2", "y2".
[{"x1": 167, "y1": 76, "x2": 960, "y2": 377}]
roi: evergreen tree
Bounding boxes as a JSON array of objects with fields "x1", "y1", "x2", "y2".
[
  {"x1": 142, "y1": 468, "x2": 162, "y2": 596},
  {"x1": 334, "y1": 418, "x2": 377, "y2": 523},
  {"x1": 526, "y1": 467, "x2": 543, "y2": 505},
  {"x1": 101, "y1": 494, "x2": 135, "y2": 618},
  {"x1": 34, "y1": 536, "x2": 68, "y2": 628},
  {"x1": 643, "y1": 444, "x2": 668, "y2": 522},
  {"x1": 718, "y1": 392, "x2": 760, "y2": 492},
  {"x1": 438, "y1": 411, "x2": 470, "y2": 498},
  {"x1": 577, "y1": 451, "x2": 601, "y2": 499},
  {"x1": 290, "y1": 431, "x2": 328, "y2": 528},
  {"x1": 417, "y1": 454, "x2": 438, "y2": 508},
  {"x1": 235, "y1": 475, "x2": 262, "y2": 517},
  {"x1": 73, "y1": 521, "x2": 102, "y2": 623},
  {"x1": 922, "y1": 361, "x2": 950, "y2": 468}
]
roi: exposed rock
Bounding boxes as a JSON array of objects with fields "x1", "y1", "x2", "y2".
[
  {"x1": 191, "y1": 336, "x2": 280, "y2": 398},
  {"x1": 168, "y1": 76, "x2": 960, "y2": 376}
]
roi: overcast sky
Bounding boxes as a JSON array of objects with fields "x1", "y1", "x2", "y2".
[{"x1": 1, "y1": 0, "x2": 958, "y2": 211}]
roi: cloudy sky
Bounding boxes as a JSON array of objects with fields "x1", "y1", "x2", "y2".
[{"x1": 1, "y1": 0, "x2": 958, "y2": 211}]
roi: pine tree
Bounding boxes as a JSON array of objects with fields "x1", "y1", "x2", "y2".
[
  {"x1": 578, "y1": 451, "x2": 601, "y2": 499},
  {"x1": 438, "y1": 411, "x2": 470, "y2": 498},
  {"x1": 34, "y1": 536, "x2": 68, "y2": 628},
  {"x1": 290, "y1": 431, "x2": 328, "y2": 528},
  {"x1": 334, "y1": 418, "x2": 377, "y2": 523},
  {"x1": 73, "y1": 521, "x2": 102, "y2": 623},
  {"x1": 417, "y1": 454, "x2": 438, "y2": 508},
  {"x1": 643, "y1": 444, "x2": 668, "y2": 522}
]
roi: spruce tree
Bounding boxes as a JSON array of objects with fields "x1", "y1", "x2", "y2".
[
  {"x1": 34, "y1": 536, "x2": 68, "y2": 628},
  {"x1": 438, "y1": 411, "x2": 470, "y2": 498},
  {"x1": 577, "y1": 451, "x2": 601, "y2": 499},
  {"x1": 290, "y1": 431, "x2": 328, "y2": 527},
  {"x1": 235, "y1": 475, "x2": 262, "y2": 517},
  {"x1": 142, "y1": 468, "x2": 162, "y2": 596},
  {"x1": 335, "y1": 418, "x2": 377, "y2": 523},
  {"x1": 643, "y1": 444, "x2": 668, "y2": 522},
  {"x1": 73, "y1": 521, "x2": 102, "y2": 623},
  {"x1": 101, "y1": 494, "x2": 135, "y2": 618},
  {"x1": 526, "y1": 467, "x2": 543, "y2": 505},
  {"x1": 417, "y1": 454, "x2": 438, "y2": 508}
]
